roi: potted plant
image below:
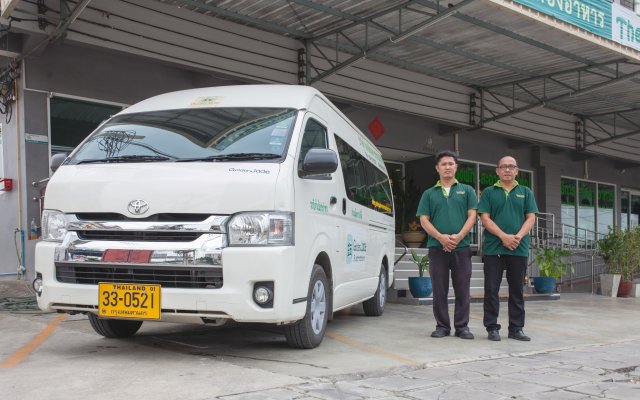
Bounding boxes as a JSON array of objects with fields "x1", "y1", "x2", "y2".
[
  {"x1": 407, "y1": 249, "x2": 432, "y2": 298},
  {"x1": 597, "y1": 227, "x2": 624, "y2": 297},
  {"x1": 616, "y1": 226, "x2": 640, "y2": 297},
  {"x1": 532, "y1": 247, "x2": 572, "y2": 294},
  {"x1": 402, "y1": 220, "x2": 427, "y2": 248}
]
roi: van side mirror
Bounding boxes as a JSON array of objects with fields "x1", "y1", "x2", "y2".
[
  {"x1": 50, "y1": 153, "x2": 69, "y2": 173},
  {"x1": 300, "y1": 148, "x2": 338, "y2": 177}
]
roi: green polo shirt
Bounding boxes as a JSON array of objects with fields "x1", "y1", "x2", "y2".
[
  {"x1": 416, "y1": 179, "x2": 478, "y2": 250},
  {"x1": 478, "y1": 181, "x2": 538, "y2": 257}
]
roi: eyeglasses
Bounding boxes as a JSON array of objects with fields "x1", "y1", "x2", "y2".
[{"x1": 498, "y1": 164, "x2": 518, "y2": 170}]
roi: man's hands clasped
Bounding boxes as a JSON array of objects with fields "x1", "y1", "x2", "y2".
[
  {"x1": 501, "y1": 234, "x2": 521, "y2": 251},
  {"x1": 438, "y1": 233, "x2": 462, "y2": 252}
]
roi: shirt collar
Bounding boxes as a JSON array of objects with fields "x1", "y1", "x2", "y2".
[
  {"x1": 435, "y1": 179, "x2": 459, "y2": 188},
  {"x1": 493, "y1": 180, "x2": 519, "y2": 191}
]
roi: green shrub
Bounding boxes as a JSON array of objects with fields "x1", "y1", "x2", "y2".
[{"x1": 533, "y1": 247, "x2": 572, "y2": 279}]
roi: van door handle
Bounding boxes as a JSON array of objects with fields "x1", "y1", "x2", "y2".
[{"x1": 342, "y1": 198, "x2": 346, "y2": 215}]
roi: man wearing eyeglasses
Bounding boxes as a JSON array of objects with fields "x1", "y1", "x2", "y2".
[
  {"x1": 417, "y1": 150, "x2": 477, "y2": 340},
  {"x1": 478, "y1": 156, "x2": 538, "y2": 342}
]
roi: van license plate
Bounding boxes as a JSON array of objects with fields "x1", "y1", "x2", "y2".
[{"x1": 98, "y1": 283, "x2": 161, "y2": 320}]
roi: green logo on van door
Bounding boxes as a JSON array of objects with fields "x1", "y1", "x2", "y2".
[
  {"x1": 346, "y1": 234, "x2": 367, "y2": 265},
  {"x1": 351, "y1": 209, "x2": 363, "y2": 219},
  {"x1": 310, "y1": 198, "x2": 328, "y2": 213}
]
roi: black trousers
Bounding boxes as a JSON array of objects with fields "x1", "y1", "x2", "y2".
[
  {"x1": 428, "y1": 247, "x2": 472, "y2": 332},
  {"x1": 483, "y1": 254, "x2": 527, "y2": 333}
]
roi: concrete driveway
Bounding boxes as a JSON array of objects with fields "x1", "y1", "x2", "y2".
[{"x1": 2, "y1": 282, "x2": 640, "y2": 399}]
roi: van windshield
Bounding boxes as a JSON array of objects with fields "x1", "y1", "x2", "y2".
[{"x1": 67, "y1": 108, "x2": 298, "y2": 164}]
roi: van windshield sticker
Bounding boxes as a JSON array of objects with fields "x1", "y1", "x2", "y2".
[
  {"x1": 371, "y1": 199, "x2": 392, "y2": 213},
  {"x1": 190, "y1": 96, "x2": 224, "y2": 107},
  {"x1": 310, "y1": 198, "x2": 329, "y2": 213},
  {"x1": 351, "y1": 209, "x2": 363, "y2": 219}
]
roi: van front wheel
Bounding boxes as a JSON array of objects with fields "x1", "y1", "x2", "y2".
[
  {"x1": 88, "y1": 313, "x2": 143, "y2": 338},
  {"x1": 284, "y1": 264, "x2": 329, "y2": 349},
  {"x1": 362, "y1": 264, "x2": 386, "y2": 316}
]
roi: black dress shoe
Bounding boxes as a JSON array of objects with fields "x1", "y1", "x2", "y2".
[
  {"x1": 508, "y1": 329, "x2": 531, "y2": 341},
  {"x1": 455, "y1": 328, "x2": 474, "y2": 340},
  {"x1": 487, "y1": 330, "x2": 501, "y2": 341},
  {"x1": 431, "y1": 327, "x2": 450, "y2": 338}
]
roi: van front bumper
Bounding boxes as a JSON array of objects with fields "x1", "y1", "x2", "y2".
[{"x1": 35, "y1": 241, "x2": 306, "y2": 323}]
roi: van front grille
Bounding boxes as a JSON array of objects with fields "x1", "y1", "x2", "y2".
[
  {"x1": 75, "y1": 213, "x2": 211, "y2": 222},
  {"x1": 55, "y1": 263, "x2": 223, "y2": 289},
  {"x1": 76, "y1": 231, "x2": 203, "y2": 242}
]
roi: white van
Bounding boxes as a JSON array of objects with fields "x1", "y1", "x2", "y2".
[{"x1": 34, "y1": 85, "x2": 395, "y2": 348}]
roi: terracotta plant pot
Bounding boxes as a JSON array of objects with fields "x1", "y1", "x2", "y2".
[{"x1": 618, "y1": 280, "x2": 633, "y2": 297}]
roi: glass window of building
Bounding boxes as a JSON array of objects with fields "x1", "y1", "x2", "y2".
[
  {"x1": 562, "y1": 178, "x2": 617, "y2": 246},
  {"x1": 518, "y1": 170, "x2": 532, "y2": 189},
  {"x1": 478, "y1": 164, "x2": 497, "y2": 195},
  {"x1": 456, "y1": 162, "x2": 478, "y2": 245},
  {"x1": 632, "y1": 193, "x2": 640, "y2": 228},
  {"x1": 620, "y1": 190, "x2": 640, "y2": 229},
  {"x1": 597, "y1": 184, "x2": 615, "y2": 235},
  {"x1": 578, "y1": 181, "x2": 596, "y2": 243},
  {"x1": 50, "y1": 97, "x2": 124, "y2": 155},
  {"x1": 561, "y1": 178, "x2": 577, "y2": 245},
  {"x1": 456, "y1": 162, "x2": 476, "y2": 188},
  {"x1": 621, "y1": 191, "x2": 630, "y2": 230}
]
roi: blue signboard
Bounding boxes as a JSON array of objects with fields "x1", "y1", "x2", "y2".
[{"x1": 514, "y1": 0, "x2": 613, "y2": 39}]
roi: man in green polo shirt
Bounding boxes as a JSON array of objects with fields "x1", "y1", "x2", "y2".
[
  {"x1": 478, "y1": 156, "x2": 538, "y2": 342},
  {"x1": 417, "y1": 150, "x2": 477, "y2": 340}
]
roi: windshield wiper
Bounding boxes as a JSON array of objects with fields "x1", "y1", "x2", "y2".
[
  {"x1": 75, "y1": 155, "x2": 174, "y2": 164},
  {"x1": 176, "y1": 153, "x2": 281, "y2": 162}
]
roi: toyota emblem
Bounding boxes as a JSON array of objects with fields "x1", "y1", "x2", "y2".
[{"x1": 127, "y1": 200, "x2": 149, "y2": 215}]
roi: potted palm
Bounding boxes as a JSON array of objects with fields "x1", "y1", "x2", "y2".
[
  {"x1": 597, "y1": 227, "x2": 624, "y2": 297},
  {"x1": 532, "y1": 247, "x2": 572, "y2": 293},
  {"x1": 407, "y1": 249, "x2": 432, "y2": 298}
]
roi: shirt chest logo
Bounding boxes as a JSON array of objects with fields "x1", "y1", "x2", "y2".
[
  {"x1": 515, "y1": 194, "x2": 525, "y2": 198},
  {"x1": 456, "y1": 191, "x2": 465, "y2": 195}
]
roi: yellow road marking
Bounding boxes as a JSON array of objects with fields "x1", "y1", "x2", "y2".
[
  {"x1": 0, "y1": 314, "x2": 67, "y2": 369},
  {"x1": 325, "y1": 330, "x2": 418, "y2": 366}
]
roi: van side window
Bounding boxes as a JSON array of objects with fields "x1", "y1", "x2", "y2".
[
  {"x1": 298, "y1": 118, "x2": 328, "y2": 170},
  {"x1": 335, "y1": 134, "x2": 393, "y2": 216}
]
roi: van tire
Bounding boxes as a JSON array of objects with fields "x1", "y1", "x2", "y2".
[
  {"x1": 362, "y1": 264, "x2": 386, "y2": 316},
  {"x1": 88, "y1": 313, "x2": 143, "y2": 338},
  {"x1": 284, "y1": 264, "x2": 329, "y2": 349}
]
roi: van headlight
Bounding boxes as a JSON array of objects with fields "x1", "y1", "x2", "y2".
[
  {"x1": 42, "y1": 210, "x2": 68, "y2": 241},
  {"x1": 227, "y1": 212, "x2": 294, "y2": 246}
]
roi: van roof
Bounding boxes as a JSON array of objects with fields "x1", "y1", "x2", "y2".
[{"x1": 120, "y1": 85, "x2": 327, "y2": 114}]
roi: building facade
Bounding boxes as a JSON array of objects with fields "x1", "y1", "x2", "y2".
[{"x1": 1, "y1": 0, "x2": 639, "y2": 277}]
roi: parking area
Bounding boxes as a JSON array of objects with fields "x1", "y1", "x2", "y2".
[{"x1": 2, "y1": 280, "x2": 640, "y2": 399}]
